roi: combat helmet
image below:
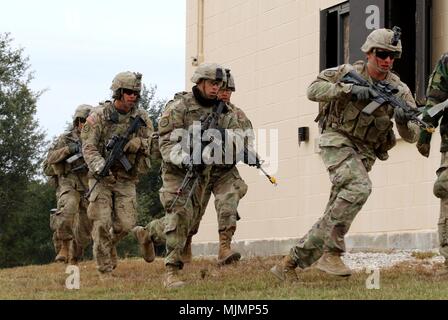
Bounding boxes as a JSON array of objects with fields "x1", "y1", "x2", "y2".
[
  {"x1": 191, "y1": 62, "x2": 227, "y2": 84},
  {"x1": 361, "y1": 26, "x2": 402, "y2": 58},
  {"x1": 110, "y1": 71, "x2": 142, "y2": 98},
  {"x1": 72, "y1": 104, "x2": 92, "y2": 124},
  {"x1": 224, "y1": 69, "x2": 236, "y2": 92}
]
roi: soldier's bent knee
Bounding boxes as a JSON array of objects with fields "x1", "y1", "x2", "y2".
[{"x1": 434, "y1": 168, "x2": 448, "y2": 199}]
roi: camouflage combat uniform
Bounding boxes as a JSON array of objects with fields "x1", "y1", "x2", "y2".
[
  {"x1": 157, "y1": 90, "x2": 241, "y2": 271},
  {"x1": 45, "y1": 125, "x2": 91, "y2": 263},
  {"x1": 288, "y1": 60, "x2": 418, "y2": 269},
  {"x1": 81, "y1": 101, "x2": 154, "y2": 273},
  {"x1": 269, "y1": 27, "x2": 420, "y2": 281},
  {"x1": 189, "y1": 102, "x2": 251, "y2": 264},
  {"x1": 417, "y1": 53, "x2": 448, "y2": 262}
]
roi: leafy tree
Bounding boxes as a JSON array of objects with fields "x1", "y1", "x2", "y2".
[{"x1": 0, "y1": 33, "x2": 49, "y2": 267}]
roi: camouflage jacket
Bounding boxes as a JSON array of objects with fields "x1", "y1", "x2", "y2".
[
  {"x1": 81, "y1": 101, "x2": 154, "y2": 180},
  {"x1": 43, "y1": 127, "x2": 88, "y2": 191},
  {"x1": 228, "y1": 102, "x2": 253, "y2": 132},
  {"x1": 158, "y1": 90, "x2": 242, "y2": 168},
  {"x1": 308, "y1": 60, "x2": 418, "y2": 162},
  {"x1": 45, "y1": 127, "x2": 87, "y2": 176},
  {"x1": 213, "y1": 102, "x2": 255, "y2": 172},
  {"x1": 422, "y1": 53, "x2": 448, "y2": 152}
]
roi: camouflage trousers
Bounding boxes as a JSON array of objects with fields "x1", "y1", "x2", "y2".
[
  {"x1": 51, "y1": 176, "x2": 86, "y2": 241},
  {"x1": 87, "y1": 178, "x2": 137, "y2": 273},
  {"x1": 145, "y1": 166, "x2": 247, "y2": 249},
  {"x1": 159, "y1": 163, "x2": 209, "y2": 269},
  {"x1": 50, "y1": 175, "x2": 91, "y2": 259},
  {"x1": 51, "y1": 201, "x2": 92, "y2": 260},
  {"x1": 433, "y1": 152, "x2": 448, "y2": 259},
  {"x1": 290, "y1": 146, "x2": 372, "y2": 269},
  {"x1": 191, "y1": 166, "x2": 248, "y2": 235}
]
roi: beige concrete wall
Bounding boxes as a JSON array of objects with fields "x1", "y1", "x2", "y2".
[{"x1": 185, "y1": 0, "x2": 448, "y2": 246}]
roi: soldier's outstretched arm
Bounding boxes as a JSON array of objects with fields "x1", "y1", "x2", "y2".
[
  {"x1": 307, "y1": 65, "x2": 354, "y2": 102},
  {"x1": 395, "y1": 86, "x2": 419, "y2": 143},
  {"x1": 46, "y1": 136, "x2": 72, "y2": 164},
  {"x1": 135, "y1": 112, "x2": 155, "y2": 157},
  {"x1": 80, "y1": 112, "x2": 106, "y2": 174}
]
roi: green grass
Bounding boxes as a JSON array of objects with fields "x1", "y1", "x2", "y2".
[{"x1": 0, "y1": 256, "x2": 447, "y2": 299}]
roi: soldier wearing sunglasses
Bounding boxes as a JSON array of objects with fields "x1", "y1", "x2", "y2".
[
  {"x1": 270, "y1": 27, "x2": 419, "y2": 283},
  {"x1": 80, "y1": 72, "x2": 155, "y2": 279}
]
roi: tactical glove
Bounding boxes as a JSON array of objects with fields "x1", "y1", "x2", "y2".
[
  {"x1": 124, "y1": 137, "x2": 142, "y2": 153},
  {"x1": 416, "y1": 130, "x2": 432, "y2": 158},
  {"x1": 68, "y1": 143, "x2": 80, "y2": 154},
  {"x1": 350, "y1": 85, "x2": 372, "y2": 101},
  {"x1": 394, "y1": 108, "x2": 413, "y2": 126}
]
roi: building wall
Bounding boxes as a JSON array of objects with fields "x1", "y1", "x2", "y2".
[{"x1": 185, "y1": 0, "x2": 448, "y2": 247}]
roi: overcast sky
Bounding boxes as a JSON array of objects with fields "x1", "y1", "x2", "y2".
[{"x1": 1, "y1": 0, "x2": 186, "y2": 139}]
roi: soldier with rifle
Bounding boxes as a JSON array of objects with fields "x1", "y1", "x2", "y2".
[
  {"x1": 416, "y1": 52, "x2": 448, "y2": 275},
  {"x1": 132, "y1": 70, "x2": 277, "y2": 271},
  {"x1": 135, "y1": 62, "x2": 243, "y2": 288},
  {"x1": 43, "y1": 104, "x2": 92, "y2": 264},
  {"x1": 183, "y1": 70, "x2": 276, "y2": 266},
  {"x1": 270, "y1": 27, "x2": 423, "y2": 282},
  {"x1": 81, "y1": 71, "x2": 155, "y2": 279}
]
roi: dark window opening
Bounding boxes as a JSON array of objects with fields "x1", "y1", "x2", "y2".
[
  {"x1": 320, "y1": 2, "x2": 350, "y2": 69},
  {"x1": 319, "y1": 0, "x2": 432, "y2": 104}
]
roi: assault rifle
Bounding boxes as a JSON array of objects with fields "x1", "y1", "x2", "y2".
[
  {"x1": 169, "y1": 100, "x2": 227, "y2": 212},
  {"x1": 340, "y1": 70, "x2": 435, "y2": 133},
  {"x1": 66, "y1": 138, "x2": 83, "y2": 164},
  {"x1": 85, "y1": 115, "x2": 146, "y2": 199}
]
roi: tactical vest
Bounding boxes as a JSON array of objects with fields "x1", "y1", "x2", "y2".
[
  {"x1": 50, "y1": 132, "x2": 87, "y2": 176},
  {"x1": 325, "y1": 61, "x2": 395, "y2": 149},
  {"x1": 166, "y1": 92, "x2": 233, "y2": 130},
  {"x1": 96, "y1": 102, "x2": 148, "y2": 178}
]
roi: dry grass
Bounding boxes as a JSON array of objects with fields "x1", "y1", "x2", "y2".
[
  {"x1": 411, "y1": 251, "x2": 438, "y2": 260},
  {"x1": 1, "y1": 256, "x2": 448, "y2": 299}
]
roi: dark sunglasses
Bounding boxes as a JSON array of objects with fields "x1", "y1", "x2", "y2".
[
  {"x1": 374, "y1": 50, "x2": 399, "y2": 60},
  {"x1": 122, "y1": 88, "x2": 140, "y2": 96}
]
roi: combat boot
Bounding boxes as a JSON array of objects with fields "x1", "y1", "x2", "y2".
[
  {"x1": 435, "y1": 260, "x2": 448, "y2": 277},
  {"x1": 270, "y1": 255, "x2": 299, "y2": 282},
  {"x1": 316, "y1": 251, "x2": 352, "y2": 277},
  {"x1": 55, "y1": 240, "x2": 70, "y2": 263},
  {"x1": 163, "y1": 265, "x2": 186, "y2": 289},
  {"x1": 181, "y1": 235, "x2": 193, "y2": 264},
  {"x1": 131, "y1": 226, "x2": 155, "y2": 263},
  {"x1": 217, "y1": 228, "x2": 241, "y2": 265}
]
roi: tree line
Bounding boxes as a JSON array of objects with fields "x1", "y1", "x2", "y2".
[{"x1": 0, "y1": 33, "x2": 165, "y2": 268}]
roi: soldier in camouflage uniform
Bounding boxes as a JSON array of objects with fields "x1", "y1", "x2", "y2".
[
  {"x1": 270, "y1": 28, "x2": 419, "y2": 282},
  {"x1": 416, "y1": 52, "x2": 448, "y2": 273},
  {"x1": 45, "y1": 104, "x2": 92, "y2": 264},
  {"x1": 81, "y1": 71, "x2": 154, "y2": 277},
  {"x1": 184, "y1": 71, "x2": 251, "y2": 265},
  {"x1": 133, "y1": 72, "x2": 251, "y2": 267},
  {"x1": 138, "y1": 62, "x2": 242, "y2": 288}
]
